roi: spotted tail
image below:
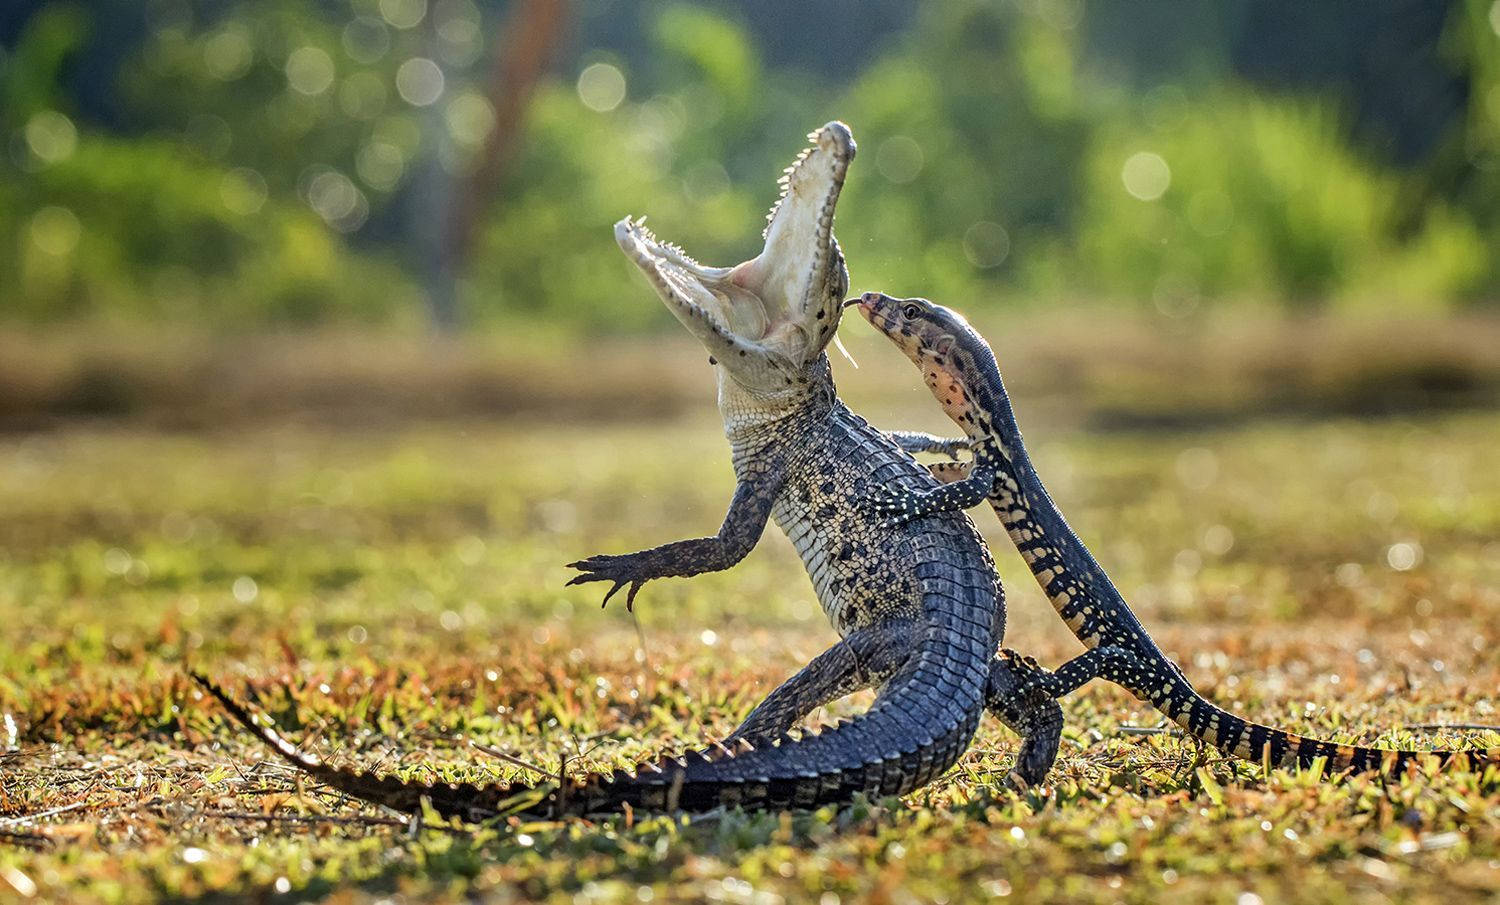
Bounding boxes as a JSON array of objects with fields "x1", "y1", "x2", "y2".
[{"x1": 1120, "y1": 666, "x2": 1499, "y2": 775}]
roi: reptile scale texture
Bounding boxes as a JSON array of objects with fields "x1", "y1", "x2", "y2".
[
  {"x1": 191, "y1": 123, "x2": 1066, "y2": 819},
  {"x1": 854, "y1": 290, "x2": 1500, "y2": 776}
]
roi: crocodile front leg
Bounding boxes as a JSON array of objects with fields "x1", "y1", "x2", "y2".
[
  {"x1": 887, "y1": 431, "x2": 969, "y2": 459},
  {"x1": 567, "y1": 462, "x2": 786, "y2": 610},
  {"x1": 727, "y1": 621, "x2": 917, "y2": 741}
]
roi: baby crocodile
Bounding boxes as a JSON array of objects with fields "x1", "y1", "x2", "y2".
[
  {"x1": 192, "y1": 125, "x2": 1062, "y2": 820},
  {"x1": 854, "y1": 291, "x2": 1498, "y2": 775}
]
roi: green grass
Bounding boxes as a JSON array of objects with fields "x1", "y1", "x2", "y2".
[{"x1": 2, "y1": 402, "x2": 1499, "y2": 903}]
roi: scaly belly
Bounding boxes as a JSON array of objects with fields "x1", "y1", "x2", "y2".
[{"x1": 769, "y1": 477, "x2": 924, "y2": 637}]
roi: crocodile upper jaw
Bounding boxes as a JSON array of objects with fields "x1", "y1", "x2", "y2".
[{"x1": 614, "y1": 121, "x2": 855, "y2": 396}]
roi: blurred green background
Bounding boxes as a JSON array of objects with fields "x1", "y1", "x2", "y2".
[{"x1": 4, "y1": 0, "x2": 1499, "y2": 336}]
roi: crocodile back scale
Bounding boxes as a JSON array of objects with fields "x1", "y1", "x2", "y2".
[{"x1": 854, "y1": 291, "x2": 1499, "y2": 777}]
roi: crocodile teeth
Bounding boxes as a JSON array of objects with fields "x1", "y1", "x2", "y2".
[{"x1": 616, "y1": 122, "x2": 856, "y2": 378}]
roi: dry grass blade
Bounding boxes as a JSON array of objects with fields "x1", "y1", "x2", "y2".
[
  {"x1": 470, "y1": 741, "x2": 559, "y2": 782},
  {"x1": 0, "y1": 801, "x2": 88, "y2": 828}
]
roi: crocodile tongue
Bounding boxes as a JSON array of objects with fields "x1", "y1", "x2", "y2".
[{"x1": 615, "y1": 121, "x2": 855, "y2": 391}]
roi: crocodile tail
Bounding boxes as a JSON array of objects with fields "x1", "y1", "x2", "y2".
[
  {"x1": 1148, "y1": 675, "x2": 1500, "y2": 776},
  {"x1": 191, "y1": 669, "x2": 982, "y2": 817},
  {"x1": 190, "y1": 671, "x2": 556, "y2": 819}
]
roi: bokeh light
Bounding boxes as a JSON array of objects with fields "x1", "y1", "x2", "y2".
[
  {"x1": 305, "y1": 168, "x2": 368, "y2": 232},
  {"x1": 204, "y1": 23, "x2": 254, "y2": 80},
  {"x1": 356, "y1": 141, "x2": 405, "y2": 190},
  {"x1": 379, "y1": 0, "x2": 427, "y2": 30},
  {"x1": 435, "y1": 0, "x2": 483, "y2": 66},
  {"x1": 29, "y1": 206, "x2": 81, "y2": 257},
  {"x1": 219, "y1": 168, "x2": 268, "y2": 215},
  {"x1": 341, "y1": 17, "x2": 390, "y2": 65},
  {"x1": 396, "y1": 57, "x2": 445, "y2": 106},
  {"x1": 577, "y1": 63, "x2": 626, "y2": 113},
  {"x1": 1121, "y1": 151, "x2": 1171, "y2": 201},
  {"x1": 339, "y1": 71, "x2": 388, "y2": 119},
  {"x1": 963, "y1": 221, "x2": 1011, "y2": 269},
  {"x1": 683, "y1": 160, "x2": 731, "y2": 201},
  {"x1": 185, "y1": 113, "x2": 232, "y2": 159},
  {"x1": 24, "y1": 111, "x2": 77, "y2": 165},
  {"x1": 285, "y1": 46, "x2": 335, "y2": 96},
  {"x1": 445, "y1": 92, "x2": 496, "y2": 147},
  {"x1": 876, "y1": 135, "x2": 924, "y2": 184}
]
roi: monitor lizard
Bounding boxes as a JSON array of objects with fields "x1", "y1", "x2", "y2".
[{"x1": 852, "y1": 290, "x2": 1498, "y2": 775}]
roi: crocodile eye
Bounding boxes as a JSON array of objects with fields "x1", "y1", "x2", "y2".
[{"x1": 901, "y1": 303, "x2": 921, "y2": 320}]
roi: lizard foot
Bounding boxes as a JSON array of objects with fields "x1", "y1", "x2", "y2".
[
  {"x1": 565, "y1": 553, "x2": 656, "y2": 611},
  {"x1": 863, "y1": 486, "x2": 923, "y2": 528},
  {"x1": 997, "y1": 648, "x2": 1064, "y2": 701}
]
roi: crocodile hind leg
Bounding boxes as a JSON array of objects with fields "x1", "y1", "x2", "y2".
[
  {"x1": 985, "y1": 649, "x2": 1064, "y2": 788},
  {"x1": 726, "y1": 627, "x2": 1066, "y2": 789},
  {"x1": 727, "y1": 622, "x2": 918, "y2": 742}
]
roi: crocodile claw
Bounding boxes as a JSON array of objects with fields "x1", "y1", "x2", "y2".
[{"x1": 566, "y1": 555, "x2": 652, "y2": 611}]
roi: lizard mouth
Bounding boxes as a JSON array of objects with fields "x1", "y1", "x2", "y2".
[{"x1": 614, "y1": 122, "x2": 855, "y2": 382}]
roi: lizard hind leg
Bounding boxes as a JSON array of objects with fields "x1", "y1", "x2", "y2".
[
  {"x1": 985, "y1": 649, "x2": 1065, "y2": 789},
  {"x1": 727, "y1": 621, "x2": 919, "y2": 743}
]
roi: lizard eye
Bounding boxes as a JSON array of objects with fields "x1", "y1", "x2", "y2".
[{"x1": 901, "y1": 303, "x2": 922, "y2": 320}]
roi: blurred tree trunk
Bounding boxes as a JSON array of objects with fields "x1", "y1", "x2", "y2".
[{"x1": 425, "y1": 0, "x2": 569, "y2": 331}]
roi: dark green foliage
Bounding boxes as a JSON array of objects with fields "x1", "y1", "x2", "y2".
[{"x1": 1, "y1": 0, "x2": 1497, "y2": 326}]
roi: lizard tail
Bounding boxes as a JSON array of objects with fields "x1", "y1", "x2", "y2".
[{"x1": 1149, "y1": 674, "x2": 1500, "y2": 776}]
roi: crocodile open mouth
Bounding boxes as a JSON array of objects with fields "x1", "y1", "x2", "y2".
[{"x1": 615, "y1": 122, "x2": 855, "y2": 381}]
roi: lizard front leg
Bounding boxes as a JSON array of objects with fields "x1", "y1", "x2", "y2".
[
  {"x1": 867, "y1": 464, "x2": 998, "y2": 526},
  {"x1": 566, "y1": 463, "x2": 785, "y2": 610},
  {"x1": 727, "y1": 621, "x2": 917, "y2": 742}
]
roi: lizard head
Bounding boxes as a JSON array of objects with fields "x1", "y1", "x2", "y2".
[
  {"x1": 851, "y1": 291, "x2": 985, "y2": 425},
  {"x1": 614, "y1": 122, "x2": 855, "y2": 401}
]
